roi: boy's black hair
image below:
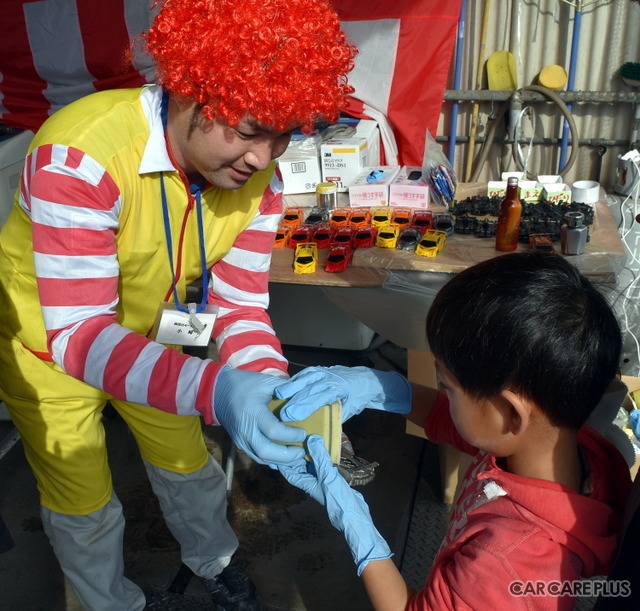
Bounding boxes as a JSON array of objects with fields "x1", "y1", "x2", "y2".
[{"x1": 426, "y1": 252, "x2": 621, "y2": 429}]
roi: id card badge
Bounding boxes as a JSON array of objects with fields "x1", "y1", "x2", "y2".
[{"x1": 150, "y1": 302, "x2": 219, "y2": 347}]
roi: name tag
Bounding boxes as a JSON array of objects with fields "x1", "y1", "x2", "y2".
[{"x1": 150, "y1": 302, "x2": 218, "y2": 347}]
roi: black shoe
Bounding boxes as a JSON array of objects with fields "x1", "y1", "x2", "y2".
[{"x1": 201, "y1": 558, "x2": 262, "y2": 610}]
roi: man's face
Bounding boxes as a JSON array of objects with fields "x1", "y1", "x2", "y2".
[{"x1": 168, "y1": 98, "x2": 295, "y2": 188}]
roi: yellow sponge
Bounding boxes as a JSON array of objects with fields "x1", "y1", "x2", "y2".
[{"x1": 268, "y1": 398, "x2": 342, "y2": 464}]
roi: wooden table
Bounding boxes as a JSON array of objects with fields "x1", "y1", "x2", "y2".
[{"x1": 270, "y1": 182, "x2": 627, "y2": 287}]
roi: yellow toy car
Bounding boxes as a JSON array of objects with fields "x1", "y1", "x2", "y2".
[
  {"x1": 370, "y1": 206, "x2": 392, "y2": 227},
  {"x1": 415, "y1": 229, "x2": 447, "y2": 257},
  {"x1": 375, "y1": 225, "x2": 400, "y2": 248},
  {"x1": 293, "y1": 242, "x2": 318, "y2": 274}
]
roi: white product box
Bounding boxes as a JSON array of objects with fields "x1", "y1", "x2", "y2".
[
  {"x1": 488, "y1": 181, "x2": 507, "y2": 198},
  {"x1": 348, "y1": 166, "x2": 401, "y2": 208},
  {"x1": 501, "y1": 171, "x2": 525, "y2": 181},
  {"x1": 277, "y1": 134, "x2": 322, "y2": 195},
  {"x1": 321, "y1": 120, "x2": 380, "y2": 192},
  {"x1": 544, "y1": 183, "x2": 571, "y2": 203},
  {"x1": 537, "y1": 174, "x2": 562, "y2": 184},
  {"x1": 389, "y1": 166, "x2": 430, "y2": 208},
  {"x1": 518, "y1": 181, "x2": 542, "y2": 202}
]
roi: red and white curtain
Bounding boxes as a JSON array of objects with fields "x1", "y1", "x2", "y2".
[
  {"x1": 0, "y1": 0, "x2": 462, "y2": 166},
  {"x1": 334, "y1": 0, "x2": 462, "y2": 166}
]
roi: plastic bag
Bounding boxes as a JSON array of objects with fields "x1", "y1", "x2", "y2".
[{"x1": 421, "y1": 130, "x2": 457, "y2": 207}]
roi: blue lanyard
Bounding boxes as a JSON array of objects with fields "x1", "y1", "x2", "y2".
[{"x1": 159, "y1": 90, "x2": 208, "y2": 314}]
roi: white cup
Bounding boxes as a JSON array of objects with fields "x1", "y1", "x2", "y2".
[{"x1": 571, "y1": 180, "x2": 600, "y2": 204}]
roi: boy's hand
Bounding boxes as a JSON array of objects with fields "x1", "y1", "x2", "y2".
[
  {"x1": 278, "y1": 435, "x2": 392, "y2": 575},
  {"x1": 213, "y1": 366, "x2": 306, "y2": 465},
  {"x1": 274, "y1": 365, "x2": 411, "y2": 423}
]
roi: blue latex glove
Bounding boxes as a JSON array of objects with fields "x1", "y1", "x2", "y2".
[
  {"x1": 274, "y1": 365, "x2": 411, "y2": 423},
  {"x1": 277, "y1": 435, "x2": 392, "y2": 575},
  {"x1": 214, "y1": 366, "x2": 306, "y2": 465}
]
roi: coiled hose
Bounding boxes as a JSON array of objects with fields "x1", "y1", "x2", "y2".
[{"x1": 469, "y1": 84, "x2": 579, "y2": 182}]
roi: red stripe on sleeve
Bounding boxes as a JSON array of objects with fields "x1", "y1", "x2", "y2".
[
  {"x1": 37, "y1": 276, "x2": 118, "y2": 308},
  {"x1": 213, "y1": 259, "x2": 270, "y2": 298},
  {"x1": 147, "y1": 350, "x2": 189, "y2": 415},
  {"x1": 102, "y1": 331, "x2": 147, "y2": 399},
  {"x1": 32, "y1": 223, "x2": 117, "y2": 257}
]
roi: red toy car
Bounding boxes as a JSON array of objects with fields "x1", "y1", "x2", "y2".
[
  {"x1": 331, "y1": 226, "x2": 354, "y2": 247},
  {"x1": 325, "y1": 243, "x2": 352, "y2": 273},
  {"x1": 411, "y1": 210, "x2": 434, "y2": 233},
  {"x1": 311, "y1": 223, "x2": 333, "y2": 249},
  {"x1": 352, "y1": 224, "x2": 377, "y2": 249},
  {"x1": 288, "y1": 224, "x2": 313, "y2": 249}
]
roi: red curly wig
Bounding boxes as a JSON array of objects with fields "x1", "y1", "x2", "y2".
[{"x1": 144, "y1": 0, "x2": 357, "y2": 132}]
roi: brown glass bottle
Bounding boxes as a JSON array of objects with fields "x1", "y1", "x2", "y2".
[{"x1": 495, "y1": 177, "x2": 522, "y2": 251}]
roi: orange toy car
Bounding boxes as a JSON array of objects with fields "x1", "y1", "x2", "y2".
[
  {"x1": 274, "y1": 224, "x2": 292, "y2": 248},
  {"x1": 348, "y1": 208, "x2": 371, "y2": 227},
  {"x1": 390, "y1": 207, "x2": 413, "y2": 228},
  {"x1": 282, "y1": 206, "x2": 306, "y2": 227},
  {"x1": 329, "y1": 207, "x2": 352, "y2": 228}
]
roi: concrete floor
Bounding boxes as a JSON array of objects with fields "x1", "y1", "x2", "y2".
[{"x1": 0, "y1": 341, "x2": 450, "y2": 611}]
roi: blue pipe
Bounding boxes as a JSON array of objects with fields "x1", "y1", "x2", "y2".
[
  {"x1": 558, "y1": 8, "x2": 582, "y2": 172},
  {"x1": 448, "y1": 0, "x2": 467, "y2": 165}
]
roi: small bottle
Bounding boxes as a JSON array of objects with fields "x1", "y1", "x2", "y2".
[
  {"x1": 495, "y1": 177, "x2": 522, "y2": 251},
  {"x1": 315, "y1": 181, "x2": 338, "y2": 210},
  {"x1": 561, "y1": 211, "x2": 588, "y2": 255}
]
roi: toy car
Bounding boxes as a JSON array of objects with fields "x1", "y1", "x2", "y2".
[
  {"x1": 370, "y1": 206, "x2": 392, "y2": 227},
  {"x1": 352, "y1": 225, "x2": 377, "y2": 249},
  {"x1": 434, "y1": 213, "x2": 454, "y2": 236},
  {"x1": 288, "y1": 224, "x2": 313, "y2": 248},
  {"x1": 325, "y1": 243, "x2": 352, "y2": 273},
  {"x1": 293, "y1": 242, "x2": 318, "y2": 274},
  {"x1": 411, "y1": 210, "x2": 434, "y2": 233},
  {"x1": 282, "y1": 206, "x2": 305, "y2": 227},
  {"x1": 391, "y1": 207, "x2": 413, "y2": 227},
  {"x1": 305, "y1": 207, "x2": 329, "y2": 225},
  {"x1": 396, "y1": 227, "x2": 422, "y2": 251},
  {"x1": 311, "y1": 223, "x2": 333, "y2": 249},
  {"x1": 375, "y1": 225, "x2": 400, "y2": 248},
  {"x1": 329, "y1": 207, "x2": 352, "y2": 228},
  {"x1": 348, "y1": 208, "x2": 371, "y2": 227},
  {"x1": 415, "y1": 229, "x2": 447, "y2": 257},
  {"x1": 274, "y1": 224, "x2": 292, "y2": 248},
  {"x1": 529, "y1": 233, "x2": 556, "y2": 253},
  {"x1": 331, "y1": 226, "x2": 354, "y2": 246}
]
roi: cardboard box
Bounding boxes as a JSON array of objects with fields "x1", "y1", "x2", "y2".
[
  {"x1": 488, "y1": 181, "x2": 507, "y2": 198},
  {"x1": 543, "y1": 182, "x2": 571, "y2": 203},
  {"x1": 518, "y1": 180, "x2": 542, "y2": 202},
  {"x1": 348, "y1": 166, "x2": 400, "y2": 208},
  {"x1": 277, "y1": 134, "x2": 322, "y2": 195},
  {"x1": 321, "y1": 120, "x2": 380, "y2": 192},
  {"x1": 389, "y1": 166, "x2": 431, "y2": 208}
]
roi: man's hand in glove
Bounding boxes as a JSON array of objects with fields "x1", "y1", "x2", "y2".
[{"x1": 214, "y1": 366, "x2": 306, "y2": 465}]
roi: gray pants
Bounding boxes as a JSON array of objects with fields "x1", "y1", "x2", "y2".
[{"x1": 42, "y1": 455, "x2": 238, "y2": 610}]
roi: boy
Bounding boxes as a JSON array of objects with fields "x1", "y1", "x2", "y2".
[{"x1": 276, "y1": 251, "x2": 632, "y2": 610}]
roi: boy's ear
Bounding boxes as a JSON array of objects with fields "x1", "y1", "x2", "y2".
[{"x1": 497, "y1": 389, "x2": 533, "y2": 435}]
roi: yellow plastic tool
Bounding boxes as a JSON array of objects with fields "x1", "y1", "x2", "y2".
[
  {"x1": 268, "y1": 398, "x2": 342, "y2": 464},
  {"x1": 487, "y1": 50, "x2": 518, "y2": 91},
  {"x1": 538, "y1": 64, "x2": 568, "y2": 91}
]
